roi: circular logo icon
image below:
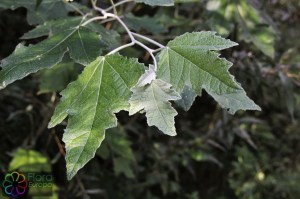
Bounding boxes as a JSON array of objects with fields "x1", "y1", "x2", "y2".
[{"x1": 2, "y1": 171, "x2": 28, "y2": 197}]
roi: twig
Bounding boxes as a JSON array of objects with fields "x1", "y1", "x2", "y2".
[
  {"x1": 107, "y1": 41, "x2": 135, "y2": 55},
  {"x1": 109, "y1": 0, "x2": 118, "y2": 15},
  {"x1": 131, "y1": 32, "x2": 165, "y2": 48},
  {"x1": 134, "y1": 40, "x2": 158, "y2": 70},
  {"x1": 54, "y1": 133, "x2": 66, "y2": 156},
  {"x1": 105, "y1": 0, "x2": 134, "y2": 12},
  {"x1": 63, "y1": 1, "x2": 85, "y2": 16},
  {"x1": 81, "y1": 15, "x2": 110, "y2": 26},
  {"x1": 87, "y1": 0, "x2": 166, "y2": 71}
]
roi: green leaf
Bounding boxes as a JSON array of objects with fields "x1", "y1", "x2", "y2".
[
  {"x1": 123, "y1": 13, "x2": 168, "y2": 34},
  {"x1": 0, "y1": 0, "x2": 69, "y2": 25},
  {"x1": 235, "y1": 0, "x2": 276, "y2": 58},
  {"x1": 21, "y1": 16, "x2": 121, "y2": 51},
  {"x1": 97, "y1": 127, "x2": 135, "y2": 161},
  {"x1": 38, "y1": 61, "x2": 79, "y2": 94},
  {"x1": 157, "y1": 31, "x2": 261, "y2": 114},
  {"x1": 175, "y1": 0, "x2": 199, "y2": 2},
  {"x1": 129, "y1": 79, "x2": 181, "y2": 136},
  {"x1": 136, "y1": 64, "x2": 156, "y2": 87},
  {"x1": 9, "y1": 148, "x2": 51, "y2": 172},
  {"x1": 0, "y1": 26, "x2": 101, "y2": 89},
  {"x1": 85, "y1": 22, "x2": 121, "y2": 51},
  {"x1": 48, "y1": 54, "x2": 143, "y2": 180},
  {"x1": 175, "y1": 85, "x2": 197, "y2": 111},
  {"x1": 114, "y1": 157, "x2": 135, "y2": 178},
  {"x1": 21, "y1": 17, "x2": 83, "y2": 39},
  {"x1": 106, "y1": 128, "x2": 135, "y2": 161},
  {"x1": 135, "y1": 0, "x2": 174, "y2": 6},
  {"x1": 35, "y1": 0, "x2": 43, "y2": 9}
]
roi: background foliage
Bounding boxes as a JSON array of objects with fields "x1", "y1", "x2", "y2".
[{"x1": 0, "y1": 0, "x2": 299, "y2": 199}]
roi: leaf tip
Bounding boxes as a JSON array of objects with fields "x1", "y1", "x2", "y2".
[
  {"x1": 47, "y1": 122, "x2": 54, "y2": 129},
  {"x1": 168, "y1": 131, "x2": 177, "y2": 136},
  {"x1": 0, "y1": 81, "x2": 6, "y2": 90},
  {"x1": 66, "y1": 172, "x2": 75, "y2": 181}
]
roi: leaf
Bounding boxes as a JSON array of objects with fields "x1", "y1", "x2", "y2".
[
  {"x1": 136, "y1": 64, "x2": 156, "y2": 87},
  {"x1": 48, "y1": 54, "x2": 143, "y2": 180},
  {"x1": 206, "y1": 0, "x2": 276, "y2": 58},
  {"x1": 85, "y1": 22, "x2": 121, "y2": 51},
  {"x1": 0, "y1": 26, "x2": 101, "y2": 90},
  {"x1": 21, "y1": 17, "x2": 83, "y2": 39},
  {"x1": 35, "y1": 0, "x2": 43, "y2": 9},
  {"x1": 235, "y1": 0, "x2": 276, "y2": 58},
  {"x1": 21, "y1": 16, "x2": 121, "y2": 51},
  {"x1": 0, "y1": 0, "x2": 69, "y2": 25},
  {"x1": 106, "y1": 128, "x2": 135, "y2": 161},
  {"x1": 114, "y1": 157, "x2": 135, "y2": 178},
  {"x1": 129, "y1": 79, "x2": 181, "y2": 136},
  {"x1": 175, "y1": 85, "x2": 197, "y2": 111},
  {"x1": 135, "y1": 0, "x2": 174, "y2": 6},
  {"x1": 38, "y1": 61, "x2": 79, "y2": 94},
  {"x1": 97, "y1": 127, "x2": 135, "y2": 161},
  {"x1": 157, "y1": 31, "x2": 261, "y2": 114},
  {"x1": 123, "y1": 13, "x2": 168, "y2": 34},
  {"x1": 175, "y1": 0, "x2": 199, "y2": 2},
  {"x1": 9, "y1": 148, "x2": 51, "y2": 172}
]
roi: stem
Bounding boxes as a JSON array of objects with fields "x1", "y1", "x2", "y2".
[
  {"x1": 81, "y1": 16, "x2": 108, "y2": 26},
  {"x1": 89, "y1": 0, "x2": 164, "y2": 71},
  {"x1": 115, "y1": 16, "x2": 135, "y2": 41},
  {"x1": 91, "y1": 0, "x2": 106, "y2": 15},
  {"x1": 153, "y1": 47, "x2": 165, "y2": 53},
  {"x1": 135, "y1": 41, "x2": 158, "y2": 71},
  {"x1": 109, "y1": 0, "x2": 118, "y2": 15},
  {"x1": 131, "y1": 32, "x2": 165, "y2": 48},
  {"x1": 107, "y1": 42, "x2": 135, "y2": 55},
  {"x1": 64, "y1": 1, "x2": 85, "y2": 16},
  {"x1": 100, "y1": 16, "x2": 121, "y2": 24},
  {"x1": 105, "y1": 0, "x2": 134, "y2": 12}
]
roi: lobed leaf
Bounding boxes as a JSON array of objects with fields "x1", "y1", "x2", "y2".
[
  {"x1": 0, "y1": 26, "x2": 101, "y2": 89},
  {"x1": 0, "y1": 0, "x2": 69, "y2": 25},
  {"x1": 21, "y1": 17, "x2": 83, "y2": 39},
  {"x1": 48, "y1": 54, "x2": 143, "y2": 179},
  {"x1": 157, "y1": 31, "x2": 261, "y2": 114},
  {"x1": 129, "y1": 79, "x2": 181, "y2": 136}
]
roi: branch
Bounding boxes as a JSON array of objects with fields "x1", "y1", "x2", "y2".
[
  {"x1": 105, "y1": 0, "x2": 134, "y2": 12},
  {"x1": 107, "y1": 42, "x2": 135, "y2": 55},
  {"x1": 131, "y1": 32, "x2": 165, "y2": 48},
  {"x1": 88, "y1": 0, "x2": 166, "y2": 71}
]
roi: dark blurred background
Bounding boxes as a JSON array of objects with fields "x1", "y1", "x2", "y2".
[{"x1": 0, "y1": 0, "x2": 299, "y2": 199}]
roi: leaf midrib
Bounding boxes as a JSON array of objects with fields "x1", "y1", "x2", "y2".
[
  {"x1": 168, "y1": 47, "x2": 240, "y2": 91},
  {"x1": 67, "y1": 59, "x2": 104, "y2": 177},
  {"x1": 150, "y1": 83, "x2": 172, "y2": 132},
  {"x1": 1, "y1": 28, "x2": 78, "y2": 80}
]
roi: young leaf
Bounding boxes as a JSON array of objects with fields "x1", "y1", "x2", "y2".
[
  {"x1": 48, "y1": 54, "x2": 143, "y2": 180},
  {"x1": 135, "y1": 64, "x2": 156, "y2": 87},
  {"x1": 0, "y1": 26, "x2": 101, "y2": 90},
  {"x1": 135, "y1": 0, "x2": 174, "y2": 6},
  {"x1": 157, "y1": 31, "x2": 261, "y2": 114},
  {"x1": 129, "y1": 79, "x2": 181, "y2": 136}
]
